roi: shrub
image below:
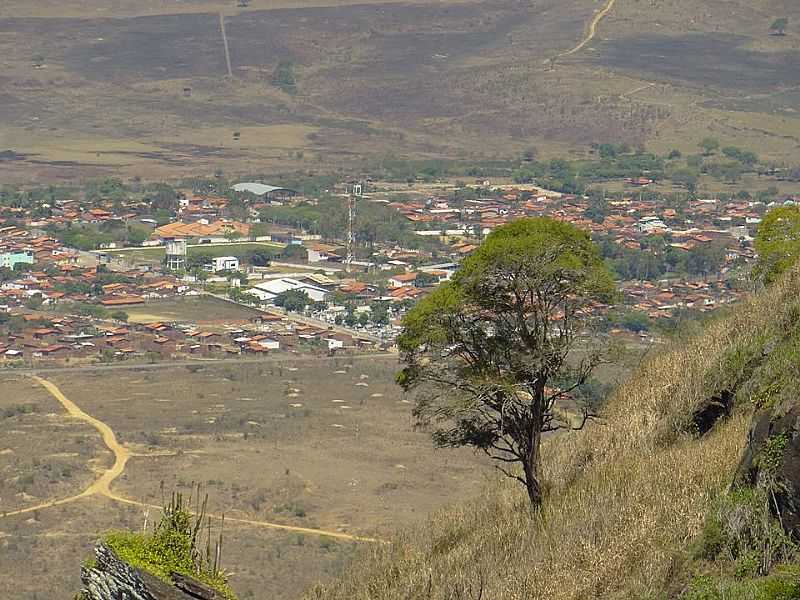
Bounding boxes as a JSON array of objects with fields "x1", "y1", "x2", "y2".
[{"x1": 102, "y1": 492, "x2": 236, "y2": 599}]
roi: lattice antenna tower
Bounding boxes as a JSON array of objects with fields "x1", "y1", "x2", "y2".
[{"x1": 346, "y1": 192, "x2": 355, "y2": 272}]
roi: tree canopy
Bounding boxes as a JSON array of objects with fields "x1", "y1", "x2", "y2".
[
  {"x1": 397, "y1": 218, "x2": 615, "y2": 506},
  {"x1": 754, "y1": 206, "x2": 800, "y2": 284},
  {"x1": 770, "y1": 17, "x2": 789, "y2": 35}
]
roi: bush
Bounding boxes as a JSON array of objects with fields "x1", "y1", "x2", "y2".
[{"x1": 103, "y1": 492, "x2": 236, "y2": 599}]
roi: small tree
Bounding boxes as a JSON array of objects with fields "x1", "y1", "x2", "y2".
[
  {"x1": 271, "y1": 60, "x2": 297, "y2": 94},
  {"x1": 754, "y1": 206, "x2": 800, "y2": 284},
  {"x1": 397, "y1": 218, "x2": 615, "y2": 507},
  {"x1": 274, "y1": 289, "x2": 310, "y2": 312},
  {"x1": 110, "y1": 310, "x2": 129, "y2": 322},
  {"x1": 699, "y1": 137, "x2": 720, "y2": 156},
  {"x1": 770, "y1": 18, "x2": 788, "y2": 36}
]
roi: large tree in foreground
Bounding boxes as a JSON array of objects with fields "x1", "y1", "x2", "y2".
[{"x1": 397, "y1": 218, "x2": 615, "y2": 507}]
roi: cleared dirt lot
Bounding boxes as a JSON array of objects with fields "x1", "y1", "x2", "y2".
[{"x1": 0, "y1": 358, "x2": 493, "y2": 600}]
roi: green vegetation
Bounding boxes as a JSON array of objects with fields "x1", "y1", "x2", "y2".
[
  {"x1": 595, "y1": 233, "x2": 728, "y2": 281},
  {"x1": 271, "y1": 60, "x2": 297, "y2": 94},
  {"x1": 259, "y1": 197, "x2": 414, "y2": 251},
  {"x1": 307, "y1": 261, "x2": 800, "y2": 600},
  {"x1": 754, "y1": 206, "x2": 800, "y2": 285},
  {"x1": 770, "y1": 18, "x2": 789, "y2": 36},
  {"x1": 101, "y1": 492, "x2": 236, "y2": 600},
  {"x1": 398, "y1": 217, "x2": 615, "y2": 506},
  {"x1": 684, "y1": 485, "x2": 797, "y2": 599},
  {"x1": 273, "y1": 289, "x2": 310, "y2": 312}
]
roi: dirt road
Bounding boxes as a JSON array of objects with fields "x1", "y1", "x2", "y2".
[
  {"x1": 561, "y1": 0, "x2": 616, "y2": 57},
  {"x1": 1, "y1": 376, "x2": 383, "y2": 543}
]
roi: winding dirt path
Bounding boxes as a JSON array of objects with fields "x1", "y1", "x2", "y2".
[
  {"x1": 561, "y1": 0, "x2": 617, "y2": 57},
  {"x1": 1, "y1": 376, "x2": 382, "y2": 543}
]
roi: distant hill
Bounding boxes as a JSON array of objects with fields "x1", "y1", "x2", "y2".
[
  {"x1": 0, "y1": 0, "x2": 798, "y2": 183},
  {"x1": 304, "y1": 266, "x2": 800, "y2": 598}
]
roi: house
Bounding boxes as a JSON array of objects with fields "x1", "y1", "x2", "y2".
[
  {"x1": 324, "y1": 337, "x2": 344, "y2": 351},
  {"x1": 100, "y1": 295, "x2": 145, "y2": 306},
  {"x1": 306, "y1": 244, "x2": 341, "y2": 263},
  {"x1": 0, "y1": 251, "x2": 34, "y2": 269},
  {"x1": 388, "y1": 272, "x2": 418, "y2": 289},
  {"x1": 206, "y1": 256, "x2": 239, "y2": 272}
]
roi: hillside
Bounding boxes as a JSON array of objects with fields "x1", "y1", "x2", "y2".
[
  {"x1": 1, "y1": 0, "x2": 799, "y2": 183},
  {"x1": 301, "y1": 268, "x2": 800, "y2": 599}
]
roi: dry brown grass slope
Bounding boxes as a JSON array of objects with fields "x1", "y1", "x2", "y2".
[{"x1": 304, "y1": 271, "x2": 800, "y2": 599}]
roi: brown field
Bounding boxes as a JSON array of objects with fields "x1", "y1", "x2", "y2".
[
  {"x1": 1, "y1": 0, "x2": 798, "y2": 183},
  {"x1": 123, "y1": 296, "x2": 262, "y2": 323},
  {"x1": 0, "y1": 357, "x2": 495, "y2": 600}
]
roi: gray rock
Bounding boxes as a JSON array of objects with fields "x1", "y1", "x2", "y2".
[
  {"x1": 80, "y1": 544, "x2": 225, "y2": 600},
  {"x1": 735, "y1": 404, "x2": 800, "y2": 539}
]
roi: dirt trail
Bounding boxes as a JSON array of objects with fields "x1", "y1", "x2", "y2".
[
  {"x1": 219, "y1": 13, "x2": 233, "y2": 77},
  {"x1": 561, "y1": 0, "x2": 616, "y2": 57},
  {"x1": 33, "y1": 375, "x2": 131, "y2": 498},
  {"x1": 1, "y1": 376, "x2": 383, "y2": 543}
]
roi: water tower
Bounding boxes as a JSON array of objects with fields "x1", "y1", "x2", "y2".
[{"x1": 165, "y1": 237, "x2": 187, "y2": 271}]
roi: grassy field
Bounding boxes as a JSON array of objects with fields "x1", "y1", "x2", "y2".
[
  {"x1": 2, "y1": 0, "x2": 798, "y2": 183},
  {"x1": 0, "y1": 358, "x2": 494, "y2": 600},
  {"x1": 123, "y1": 295, "x2": 262, "y2": 324},
  {"x1": 103, "y1": 242, "x2": 284, "y2": 265}
]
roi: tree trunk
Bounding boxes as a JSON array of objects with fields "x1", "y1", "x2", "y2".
[
  {"x1": 522, "y1": 452, "x2": 542, "y2": 507},
  {"x1": 523, "y1": 385, "x2": 546, "y2": 508}
]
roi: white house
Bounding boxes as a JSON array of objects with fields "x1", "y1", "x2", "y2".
[
  {"x1": 257, "y1": 338, "x2": 280, "y2": 350},
  {"x1": 306, "y1": 243, "x2": 340, "y2": 263},
  {"x1": 206, "y1": 256, "x2": 239, "y2": 272},
  {"x1": 324, "y1": 338, "x2": 344, "y2": 351}
]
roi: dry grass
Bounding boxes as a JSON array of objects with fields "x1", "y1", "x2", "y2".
[{"x1": 305, "y1": 271, "x2": 800, "y2": 599}]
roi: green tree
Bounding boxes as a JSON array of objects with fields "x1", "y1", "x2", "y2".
[
  {"x1": 370, "y1": 302, "x2": 390, "y2": 325},
  {"x1": 127, "y1": 227, "x2": 149, "y2": 247},
  {"x1": 247, "y1": 248, "x2": 273, "y2": 267},
  {"x1": 700, "y1": 138, "x2": 720, "y2": 156},
  {"x1": 770, "y1": 17, "x2": 788, "y2": 36},
  {"x1": 754, "y1": 206, "x2": 800, "y2": 284},
  {"x1": 344, "y1": 305, "x2": 358, "y2": 327},
  {"x1": 110, "y1": 310, "x2": 129, "y2": 322},
  {"x1": 397, "y1": 218, "x2": 615, "y2": 507},
  {"x1": 273, "y1": 289, "x2": 310, "y2": 312},
  {"x1": 671, "y1": 168, "x2": 699, "y2": 194},
  {"x1": 272, "y1": 60, "x2": 297, "y2": 94}
]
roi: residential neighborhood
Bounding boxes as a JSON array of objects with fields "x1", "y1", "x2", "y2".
[{"x1": 0, "y1": 173, "x2": 794, "y2": 365}]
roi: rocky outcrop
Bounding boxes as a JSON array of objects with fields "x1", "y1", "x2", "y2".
[
  {"x1": 735, "y1": 403, "x2": 800, "y2": 539},
  {"x1": 692, "y1": 390, "x2": 734, "y2": 436},
  {"x1": 80, "y1": 544, "x2": 225, "y2": 600}
]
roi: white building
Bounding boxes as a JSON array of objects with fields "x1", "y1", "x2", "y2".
[
  {"x1": 324, "y1": 338, "x2": 344, "y2": 351},
  {"x1": 250, "y1": 277, "x2": 329, "y2": 303},
  {"x1": 206, "y1": 256, "x2": 239, "y2": 272}
]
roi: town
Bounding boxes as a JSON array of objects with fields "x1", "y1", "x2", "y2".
[{"x1": 0, "y1": 166, "x2": 793, "y2": 366}]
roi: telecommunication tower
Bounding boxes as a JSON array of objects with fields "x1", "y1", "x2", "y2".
[{"x1": 346, "y1": 193, "x2": 355, "y2": 272}]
